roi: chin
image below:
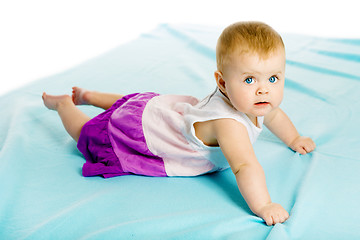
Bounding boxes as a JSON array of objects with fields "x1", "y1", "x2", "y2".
[{"x1": 253, "y1": 108, "x2": 272, "y2": 117}]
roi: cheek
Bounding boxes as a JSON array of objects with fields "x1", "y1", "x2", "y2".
[
  {"x1": 273, "y1": 87, "x2": 284, "y2": 104},
  {"x1": 227, "y1": 82, "x2": 250, "y2": 95},
  {"x1": 229, "y1": 88, "x2": 252, "y2": 106},
  {"x1": 225, "y1": 82, "x2": 255, "y2": 106}
]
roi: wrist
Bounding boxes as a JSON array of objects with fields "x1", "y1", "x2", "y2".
[
  {"x1": 251, "y1": 201, "x2": 273, "y2": 216},
  {"x1": 288, "y1": 135, "x2": 301, "y2": 148}
]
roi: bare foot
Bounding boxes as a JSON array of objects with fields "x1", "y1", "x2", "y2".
[
  {"x1": 72, "y1": 87, "x2": 92, "y2": 105},
  {"x1": 42, "y1": 92, "x2": 73, "y2": 110}
]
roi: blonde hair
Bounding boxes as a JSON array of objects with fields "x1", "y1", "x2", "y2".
[{"x1": 216, "y1": 21, "x2": 284, "y2": 72}]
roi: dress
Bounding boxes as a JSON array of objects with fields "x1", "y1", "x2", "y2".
[{"x1": 77, "y1": 89, "x2": 263, "y2": 178}]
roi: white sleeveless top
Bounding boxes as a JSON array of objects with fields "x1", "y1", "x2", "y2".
[{"x1": 142, "y1": 89, "x2": 263, "y2": 176}]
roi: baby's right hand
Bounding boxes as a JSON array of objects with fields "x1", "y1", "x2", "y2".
[{"x1": 256, "y1": 202, "x2": 289, "y2": 226}]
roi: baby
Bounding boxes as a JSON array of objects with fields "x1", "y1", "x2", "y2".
[{"x1": 42, "y1": 21, "x2": 316, "y2": 226}]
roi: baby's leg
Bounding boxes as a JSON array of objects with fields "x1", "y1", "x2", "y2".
[
  {"x1": 72, "y1": 87, "x2": 124, "y2": 110},
  {"x1": 42, "y1": 93, "x2": 91, "y2": 142}
]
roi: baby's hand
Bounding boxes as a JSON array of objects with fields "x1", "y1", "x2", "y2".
[
  {"x1": 257, "y1": 202, "x2": 289, "y2": 226},
  {"x1": 289, "y1": 136, "x2": 316, "y2": 155}
]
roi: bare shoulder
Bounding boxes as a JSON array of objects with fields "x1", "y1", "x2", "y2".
[{"x1": 194, "y1": 119, "x2": 247, "y2": 147}]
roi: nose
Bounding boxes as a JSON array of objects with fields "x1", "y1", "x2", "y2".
[{"x1": 256, "y1": 86, "x2": 269, "y2": 95}]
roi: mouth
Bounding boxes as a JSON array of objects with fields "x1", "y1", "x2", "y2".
[{"x1": 254, "y1": 101, "x2": 270, "y2": 106}]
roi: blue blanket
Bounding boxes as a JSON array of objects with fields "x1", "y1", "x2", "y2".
[{"x1": 1, "y1": 24, "x2": 360, "y2": 239}]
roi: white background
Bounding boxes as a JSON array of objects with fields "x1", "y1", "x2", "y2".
[{"x1": 1, "y1": 0, "x2": 359, "y2": 96}]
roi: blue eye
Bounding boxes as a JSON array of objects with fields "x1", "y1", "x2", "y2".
[
  {"x1": 245, "y1": 77, "x2": 254, "y2": 84},
  {"x1": 269, "y1": 76, "x2": 278, "y2": 83}
]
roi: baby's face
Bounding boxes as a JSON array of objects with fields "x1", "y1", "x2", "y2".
[{"x1": 219, "y1": 48, "x2": 285, "y2": 121}]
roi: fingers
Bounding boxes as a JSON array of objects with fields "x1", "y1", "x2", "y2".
[
  {"x1": 263, "y1": 216, "x2": 274, "y2": 226},
  {"x1": 268, "y1": 212, "x2": 289, "y2": 226},
  {"x1": 291, "y1": 136, "x2": 316, "y2": 155},
  {"x1": 296, "y1": 147, "x2": 307, "y2": 155},
  {"x1": 264, "y1": 215, "x2": 289, "y2": 226},
  {"x1": 292, "y1": 144, "x2": 307, "y2": 155},
  {"x1": 277, "y1": 211, "x2": 289, "y2": 223},
  {"x1": 259, "y1": 203, "x2": 290, "y2": 226},
  {"x1": 301, "y1": 137, "x2": 316, "y2": 154}
]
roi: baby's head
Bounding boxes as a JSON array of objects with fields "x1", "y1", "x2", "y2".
[
  {"x1": 216, "y1": 21, "x2": 284, "y2": 72},
  {"x1": 215, "y1": 22, "x2": 286, "y2": 120}
]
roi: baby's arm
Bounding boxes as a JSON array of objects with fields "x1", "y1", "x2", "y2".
[
  {"x1": 214, "y1": 119, "x2": 289, "y2": 225},
  {"x1": 264, "y1": 108, "x2": 316, "y2": 154}
]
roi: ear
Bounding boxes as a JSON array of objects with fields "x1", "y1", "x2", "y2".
[{"x1": 214, "y1": 71, "x2": 226, "y2": 93}]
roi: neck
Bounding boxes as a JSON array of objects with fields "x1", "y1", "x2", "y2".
[{"x1": 246, "y1": 114, "x2": 258, "y2": 127}]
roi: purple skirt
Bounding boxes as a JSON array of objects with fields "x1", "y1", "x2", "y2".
[{"x1": 77, "y1": 92, "x2": 167, "y2": 178}]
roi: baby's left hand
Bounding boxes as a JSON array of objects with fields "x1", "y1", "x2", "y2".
[{"x1": 289, "y1": 136, "x2": 316, "y2": 155}]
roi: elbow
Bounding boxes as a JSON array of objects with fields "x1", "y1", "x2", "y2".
[
  {"x1": 232, "y1": 161, "x2": 262, "y2": 177},
  {"x1": 232, "y1": 163, "x2": 248, "y2": 176}
]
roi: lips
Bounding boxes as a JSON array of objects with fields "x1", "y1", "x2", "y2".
[{"x1": 254, "y1": 101, "x2": 270, "y2": 106}]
